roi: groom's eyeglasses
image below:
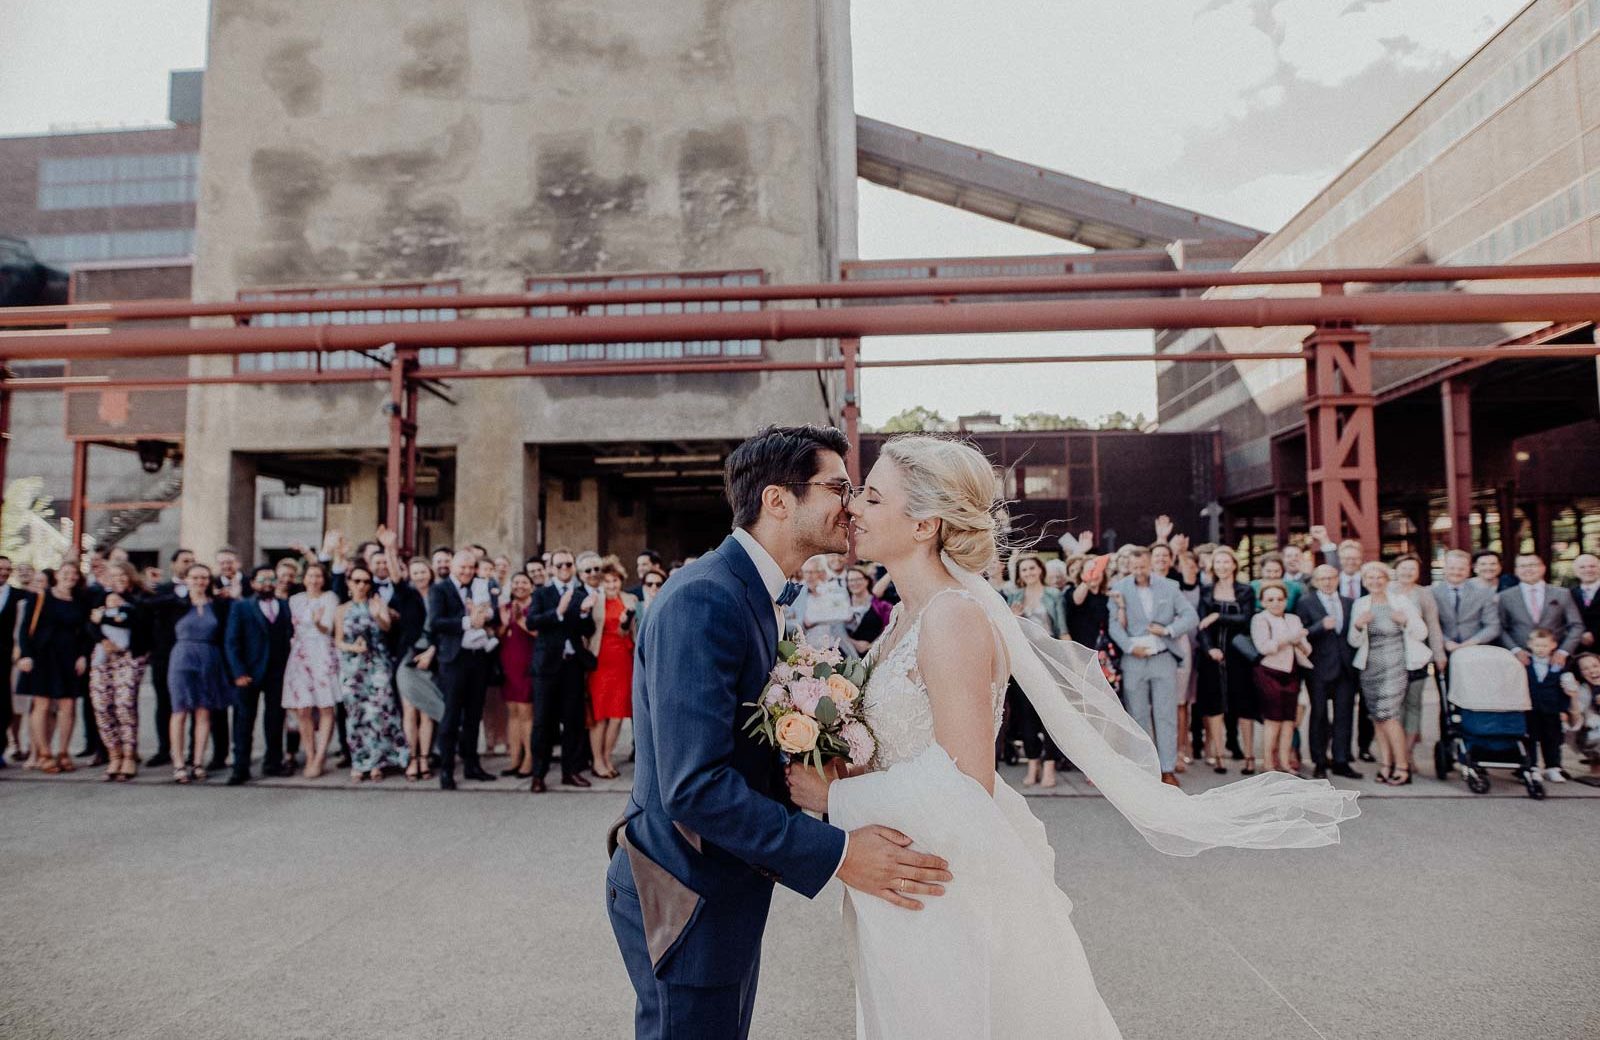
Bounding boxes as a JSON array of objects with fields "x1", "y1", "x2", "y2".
[{"x1": 784, "y1": 481, "x2": 861, "y2": 509}]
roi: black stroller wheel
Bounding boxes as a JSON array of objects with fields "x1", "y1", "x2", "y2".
[
  {"x1": 1466, "y1": 772, "x2": 1491, "y2": 794},
  {"x1": 1432, "y1": 740, "x2": 1452, "y2": 780}
]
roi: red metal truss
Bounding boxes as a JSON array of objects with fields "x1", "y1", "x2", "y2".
[{"x1": 1302, "y1": 325, "x2": 1380, "y2": 551}]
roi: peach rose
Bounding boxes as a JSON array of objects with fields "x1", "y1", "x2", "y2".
[
  {"x1": 774, "y1": 712, "x2": 821, "y2": 754},
  {"x1": 825, "y1": 673, "x2": 859, "y2": 705}
]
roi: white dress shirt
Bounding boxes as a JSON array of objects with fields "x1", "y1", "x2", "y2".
[{"x1": 730, "y1": 527, "x2": 849, "y2": 880}]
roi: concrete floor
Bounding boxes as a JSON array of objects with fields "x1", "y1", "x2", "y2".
[{"x1": 2, "y1": 771, "x2": 1597, "y2": 1040}]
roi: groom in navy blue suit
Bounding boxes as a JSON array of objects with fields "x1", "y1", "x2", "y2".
[{"x1": 607, "y1": 425, "x2": 953, "y2": 1039}]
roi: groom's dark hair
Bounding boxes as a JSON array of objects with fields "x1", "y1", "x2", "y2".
[{"x1": 725, "y1": 424, "x2": 850, "y2": 529}]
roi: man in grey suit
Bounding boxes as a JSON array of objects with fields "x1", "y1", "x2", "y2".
[
  {"x1": 1497, "y1": 553, "x2": 1583, "y2": 666},
  {"x1": 1110, "y1": 546, "x2": 1199, "y2": 787},
  {"x1": 1431, "y1": 549, "x2": 1501, "y2": 666}
]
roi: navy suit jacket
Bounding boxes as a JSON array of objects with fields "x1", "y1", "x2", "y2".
[
  {"x1": 1295, "y1": 590, "x2": 1356, "y2": 682},
  {"x1": 223, "y1": 596, "x2": 292, "y2": 689},
  {"x1": 612, "y1": 534, "x2": 845, "y2": 986},
  {"x1": 529, "y1": 581, "x2": 594, "y2": 677}
]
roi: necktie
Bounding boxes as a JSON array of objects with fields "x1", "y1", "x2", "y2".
[
  {"x1": 1452, "y1": 585, "x2": 1460, "y2": 617},
  {"x1": 1526, "y1": 584, "x2": 1542, "y2": 620},
  {"x1": 264, "y1": 600, "x2": 277, "y2": 623},
  {"x1": 777, "y1": 581, "x2": 803, "y2": 607}
]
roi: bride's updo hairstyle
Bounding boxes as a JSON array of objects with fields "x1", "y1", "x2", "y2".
[{"x1": 879, "y1": 435, "x2": 1003, "y2": 572}]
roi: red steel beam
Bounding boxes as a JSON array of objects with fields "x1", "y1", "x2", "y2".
[
  {"x1": 3, "y1": 345, "x2": 1597, "y2": 393},
  {"x1": 3, "y1": 261, "x2": 1600, "y2": 327},
  {"x1": 3, "y1": 291, "x2": 1600, "y2": 361}
]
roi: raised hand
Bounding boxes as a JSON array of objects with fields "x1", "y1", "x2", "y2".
[
  {"x1": 836, "y1": 825, "x2": 953, "y2": 911},
  {"x1": 1154, "y1": 515, "x2": 1174, "y2": 542},
  {"x1": 376, "y1": 524, "x2": 397, "y2": 550}
]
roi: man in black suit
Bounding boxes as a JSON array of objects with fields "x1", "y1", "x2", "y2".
[
  {"x1": 426, "y1": 549, "x2": 499, "y2": 789},
  {"x1": 1569, "y1": 552, "x2": 1600, "y2": 653},
  {"x1": 1295, "y1": 564, "x2": 1363, "y2": 780},
  {"x1": 528, "y1": 548, "x2": 596, "y2": 792},
  {"x1": 373, "y1": 529, "x2": 425, "y2": 665},
  {"x1": 223, "y1": 566, "x2": 293, "y2": 784},
  {"x1": 145, "y1": 547, "x2": 197, "y2": 767},
  {"x1": 0, "y1": 556, "x2": 21, "y2": 767}
]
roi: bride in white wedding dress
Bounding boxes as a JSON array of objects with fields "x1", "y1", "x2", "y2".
[{"x1": 784, "y1": 435, "x2": 1360, "y2": 1040}]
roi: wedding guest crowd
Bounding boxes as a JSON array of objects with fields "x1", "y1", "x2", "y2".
[
  {"x1": 4, "y1": 528, "x2": 674, "y2": 795},
  {"x1": 7, "y1": 505, "x2": 1600, "y2": 800}
]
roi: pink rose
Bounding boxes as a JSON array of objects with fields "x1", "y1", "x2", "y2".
[
  {"x1": 775, "y1": 712, "x2": 821, "y2": 754},
  {"x1": 841, "y1": 721, "x2": 874, "y2": 768},
  {"x1": 762, "y1": 684, "x2": 791, "y2": 709},
  {"x1": 789, "y1": 677, "x2": 828, "y2": 715},
  {"x1": 824, "y1": 673, "x2": 859, "y2": 705}
]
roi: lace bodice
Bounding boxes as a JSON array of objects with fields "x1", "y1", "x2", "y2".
[{"x1": 860, "y1": 588, "x2": 1006, "y2": 771}]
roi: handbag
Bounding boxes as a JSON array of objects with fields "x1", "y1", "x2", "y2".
[{"x1": 1230, "y1": 632, "x2": 1263, "y2": 665}]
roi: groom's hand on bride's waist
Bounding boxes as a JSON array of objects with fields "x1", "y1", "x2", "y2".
[{"x1": 837, "y1": 825, "x2": 952, "y2": 911}]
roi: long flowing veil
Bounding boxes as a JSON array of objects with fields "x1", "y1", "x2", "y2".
[{"x1": 944, "y1": 554, "x2": 1360, "y2": 856}]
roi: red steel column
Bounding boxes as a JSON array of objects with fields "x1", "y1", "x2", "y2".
[
  {"x1": 0, "y1": 383, "x2": 10, "y2": 508},
  {"x1": 1302, "y1": 323, "x2": 1380, "y2": 552},
  {"x1": 69, "y1": 440, "x2": 88, "y2": 558},
  {"x1": 1440, "y1": 378, "x2": 1474, "y2": 551},
  {"x1": 841, "y1": 338, "x2": 861, "y2": 485},
  {"x1": 384, "y1": 347, "x2": 421, "y2": 555},
  {"x1": 402, "y1": 356, "x2": 421, "y2": 556}
]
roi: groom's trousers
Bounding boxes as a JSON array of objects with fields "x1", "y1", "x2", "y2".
[
  {"x1": 607, "y1": 847, "x2": 760, "y2": 1039},
  {"x1": 1121, "y1": 652, "x2": 1179, "y2": 772}
]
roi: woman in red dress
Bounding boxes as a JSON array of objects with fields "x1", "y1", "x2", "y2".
[
  {"x1": 585, "y1": 557, "x2": 636, "y2": 779},
  {"x1": 497, "y1": 572, "x2": 538, "y2": 778}
]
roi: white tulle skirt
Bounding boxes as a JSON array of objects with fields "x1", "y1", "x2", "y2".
[{"x1": 829, "y1": 746, "x2": 1122, "y2": 1040}]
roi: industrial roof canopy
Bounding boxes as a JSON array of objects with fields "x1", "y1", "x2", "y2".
[{"x1": 855, "y1": 115, "x2": 1264, "y2": 250}]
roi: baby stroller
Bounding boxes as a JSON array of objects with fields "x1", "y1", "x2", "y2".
[{"x1": 1437, "y1": 645, "x2": 1543, "y2": 799}]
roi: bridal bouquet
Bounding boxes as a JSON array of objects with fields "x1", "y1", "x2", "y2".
[{"x1": 744, "y1": 636, "x2": 876, "y2": 776}]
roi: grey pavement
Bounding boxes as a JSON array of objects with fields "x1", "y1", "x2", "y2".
[{"x1": 3, "y1": 769, "x2": 1597, "y2": 1040}]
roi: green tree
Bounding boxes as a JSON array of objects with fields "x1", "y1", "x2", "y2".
[
  {"x1": 1096, "y1": 410, "x2": 1148, "y2": 430},
  {"x1": 878, "y1": 405, "x2": 949, "y2": 433},
  {"x1": 1011, "y1": 411, "x2": 1089, "y2": 431}
]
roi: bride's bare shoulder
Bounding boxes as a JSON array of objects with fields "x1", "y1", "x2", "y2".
[{"x1": 917, "y1": 590, "x2": 997, "y2": 664}]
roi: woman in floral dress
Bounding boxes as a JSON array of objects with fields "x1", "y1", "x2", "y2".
[
  {"x1": 333, "y1": 564, "x2": 408, "y2": 783},
  {"x1": 283, "y1": 562, "x2": 340, "y2": 778}
]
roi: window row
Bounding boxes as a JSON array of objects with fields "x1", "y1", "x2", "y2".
[{"x1": 27, "y1": 228, "x2": 194, "y2": 264}]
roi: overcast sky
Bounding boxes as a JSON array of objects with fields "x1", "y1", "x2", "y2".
[{"x1": 0, "y1": 0, "x2": 1528, "y2": 425}]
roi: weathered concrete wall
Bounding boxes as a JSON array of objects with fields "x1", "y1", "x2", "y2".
[
  {"x1": 543, "y1": 476, "x2": 600, "y2": 555},
  {"x1": 182, "y1": 0, "x2": 857, "y2": 558}
]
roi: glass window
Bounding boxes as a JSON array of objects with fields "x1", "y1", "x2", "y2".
[
  {"x1": 37, "y1": 152, "x2": 199, "y2": 211},
  {"x1": 1020, "y1": 465, "x2": 1069, "y2": 499},
  {"x1": 238, "y1": 283, "x2": 460, "y2": 373},
  {"x1": 27, "y1": 228, "x2": 194, "y2": 264},
  {"x1": 526, "y1": 270, "x2": 766, "y2": 364}
]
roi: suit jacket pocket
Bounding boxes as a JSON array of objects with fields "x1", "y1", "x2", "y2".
[{"x1": 617, "y1": 827, "x2": 705, "y2": 973}]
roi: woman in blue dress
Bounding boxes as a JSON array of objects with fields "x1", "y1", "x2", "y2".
[
  {"x1": 166, "y1": 563, "x2": 232, "y2": 783},
  {"x1": 334, "y1": 564, "x2": 409, "y2": 783}
]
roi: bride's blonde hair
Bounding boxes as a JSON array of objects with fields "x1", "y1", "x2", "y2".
[{"x1": 879, "y1": 435, "x2": 1002, "y2": 572}]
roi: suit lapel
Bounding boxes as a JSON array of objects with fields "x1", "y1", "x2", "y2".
[{"x1": 718, "y1": 535, "x2": 778, "y2": 654}]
